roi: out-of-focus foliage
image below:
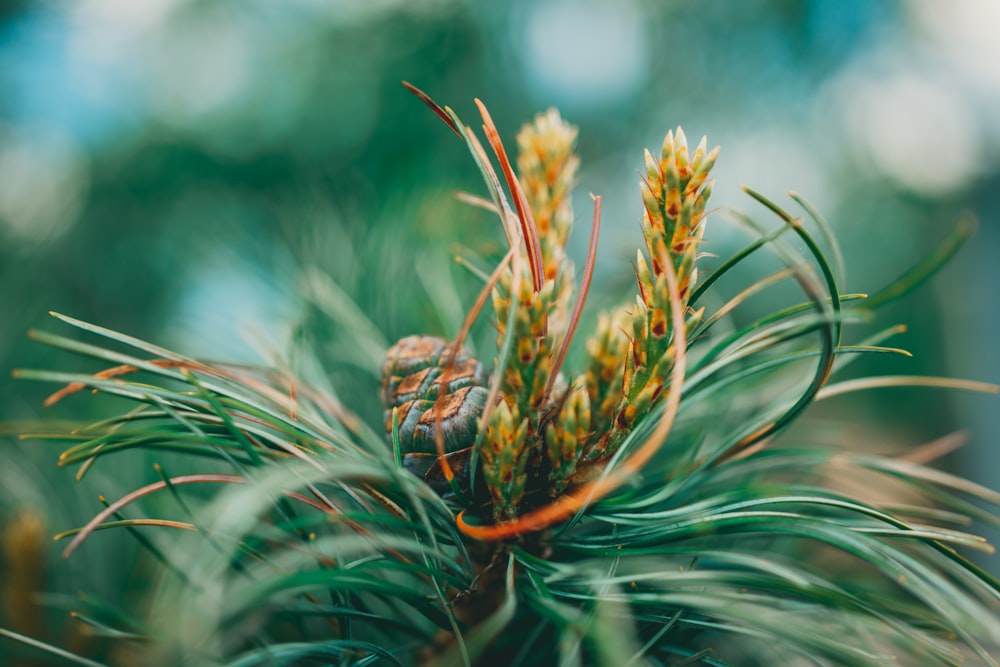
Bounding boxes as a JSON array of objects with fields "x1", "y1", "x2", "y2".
[
  {"x1": 5, "y1": 113, "x2": 999, "y2": 665},
  {"x1": 3, "y1": 0, "x2": 999, "y2": 410},
  {"x1": 1, "y1": 0, "x2": 998, "y2": 662},
  {"x1": 1, "y1": 0, "x2": 997, "y2": 426}
]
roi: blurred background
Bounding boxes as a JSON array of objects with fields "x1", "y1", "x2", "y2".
[{"x1": 1, "y1": 0, "x2": 998, "y2": 659}]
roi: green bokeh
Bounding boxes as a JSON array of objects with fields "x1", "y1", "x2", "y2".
[{"x1": 2, "y1": 0, "x2": 998, "y2": 658}]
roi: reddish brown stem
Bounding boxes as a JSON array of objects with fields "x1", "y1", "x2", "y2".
[
  {"x1": 475, "y1": 99, "x2": 544, "y2": 294},
  {"x1": 401, "y1": 81, "x2": 461, "y2": 136},
  {"x1": 61, "y1": 474, "x2": 333, "y2": 558},
  {"x1": 543, "y1": 194, "x2": 602, "y2": 402},
  {"x1": 44, "y1": 359, "x2": 200, "y2": 407}
]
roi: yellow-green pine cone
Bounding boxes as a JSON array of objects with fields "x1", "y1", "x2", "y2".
[
  {"x1": 496, "y1": 263, "x2": 557, "y2": 418},
  {"x1": 641, "y1": 127, "x2": 718, "y2": 299},
  {"x1": 479, "y1": 399, "x2": 531, "y2": 521},
  {"x1": 515, "y1": 109, "x2": 580, "y2": 340},
  {"x1": 516, "y1": 108, "x2": 579, "y2": 246},
  {"x1": 544, "y1": 384, "x2": 591, "y2": 496},
  {"x1": 596, "y1": 129, "x2": 718, "y2": 461},
  {"x1": 582, "y1": 307, "x2": 630, "y2": 437}
]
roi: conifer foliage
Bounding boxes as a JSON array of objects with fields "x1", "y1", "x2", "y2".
[{"x1": 6, "y1": 87, "x2": 1000, "y2": 666}]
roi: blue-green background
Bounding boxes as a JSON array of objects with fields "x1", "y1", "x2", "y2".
[{"x1": 1, "y1": 0, "x2": 998, "y2": 650}]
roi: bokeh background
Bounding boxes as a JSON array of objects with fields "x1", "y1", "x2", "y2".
[{"x1": 1, "y1": 0, "x2": 998, "y2": 660}]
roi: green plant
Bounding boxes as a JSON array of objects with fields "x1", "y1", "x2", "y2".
[{"x1": 5, "y1": 86, "x2": 1000, "y2": 666}]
